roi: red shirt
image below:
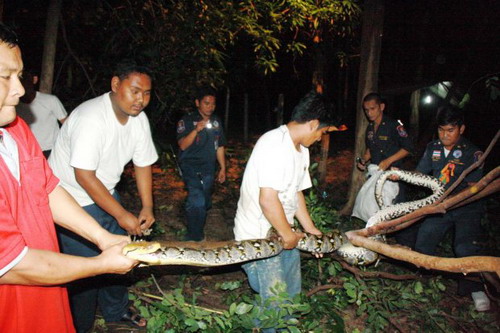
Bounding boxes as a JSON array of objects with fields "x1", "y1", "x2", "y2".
[{"x1": 0, "y1": 118, "x2": 74, "y2": 332}]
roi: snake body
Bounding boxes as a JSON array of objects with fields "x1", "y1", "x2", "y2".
[
  {"x1": 123, "y1": 170, "x2": 444, "y2": 266},
  {"x1": 336, "y1": 170, "x2": 445, "y2": 265},
  {"x1": 124, "y1": 230, "x2": 344, "y2": 267}
]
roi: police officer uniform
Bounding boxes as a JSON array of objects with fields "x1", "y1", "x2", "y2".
[
  {"x1": 177, "y1": 112, "x2": 226, "y2": 241},
  {"x1": 365, "y1": 115, "x2": 413, "y2": 167},
  {"x1": 415, "y1": 136, "x2": 485, "y2": 296},
  {"x1": 365, "y1": 115, "x2": 414, "y2": 246}
]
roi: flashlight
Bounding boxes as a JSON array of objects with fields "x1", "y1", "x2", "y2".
[{"x1": 206, "y1": 121, "x2": 212, "y2": 129}]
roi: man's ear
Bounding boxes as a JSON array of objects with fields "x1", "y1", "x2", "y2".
[
  {"x1": 380, "y1": 102, "x2": 386, "y2": 112},
  {"x1": 459, "y1": 124, "x2": 465, "y2": 135},
  {"x1": 309, "y1": 119, "x2": 320, "y2": 131},
  {"x1": 111, "y1": 76, "x2": 121, "y2": 92},
  {"x1": 195, "y1": 99, "x2": 200, "y2": 108},
  {"x1": 32, "y1": 75, "x2": 39, "y2": 85}
]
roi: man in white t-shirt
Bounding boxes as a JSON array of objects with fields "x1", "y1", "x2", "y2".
[
  {"x1": 16, "y1": 71, "x2": 67, "y2": 158},
  {"x1": 234, "y1": 91, "x2": 335, "y2": 329},
  {"x1": 49, "y1": 60, "x2": 158, "y2": 331}
]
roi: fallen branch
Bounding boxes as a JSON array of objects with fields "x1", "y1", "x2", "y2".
[
  {"x1": 449, "y1": 178, "x2": 500, "y2": 211},
  {"x1": 355, "y1": 131, "x2": 499, "y2": 238},
  {"x1": 305, "y1": 255, "x2": 418, "y2": 297},
  {"x1": 130, "y1": 288, "x2": 226, "y2": 315},
  {"x1": 387, "y1": 316, "x2": 405, "y2": 333},
  {"x1": 361, "y1": 166, "x2": 500, "y2": 238},
  {"x1": 345, "y1": 231, "x2": 500, "y2": 277},
  {"x1": 334, "y1": 254, "x2": 419, "y2": 281},
  {"x1": 306, "y1": 283, "x2": 343, "y2": 297},
  {"x1": 438, "y1": 129, "x2": 499, "y2": 202}
]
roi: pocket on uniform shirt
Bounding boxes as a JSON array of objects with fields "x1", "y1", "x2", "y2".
[{"x1": 20, "y1": 157, "x2": 50, "y2": 206}]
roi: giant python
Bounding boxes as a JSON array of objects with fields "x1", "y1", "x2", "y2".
[{"x1": 123, "y1": 170, "x2": 445, "y2": 266}]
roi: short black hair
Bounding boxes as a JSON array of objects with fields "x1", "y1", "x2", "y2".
[
  {"x1": 112, "y1": 59, "x2": 153, "y2": 81},
  {"x1": 436, "y1": 105, "x2": 464, "y2": 127},
  {"x1": 362, "y1": 92, "x2": 384, "y2": 105},
  {"x1": 290, "y1": 90, "x2": 333, "y2": 128},
  {"x1": 195, "y1": 86, "x2": 217, "y2": 101},
  {"x1": 0, "y1": 23, "x2": 19, "y2": 48}
]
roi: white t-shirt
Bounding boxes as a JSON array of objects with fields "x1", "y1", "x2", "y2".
[
  {"x1": 234, "y1": 125, "x2": 312, "y2": 240},
  {"x1": 49, "y1": 92, "x2": 158, "y2": 206},
  {"x1": 16, "y1": 92, "x2": 67, "y2": 151}
]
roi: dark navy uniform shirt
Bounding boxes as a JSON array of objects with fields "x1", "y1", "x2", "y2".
[
  {"x1": 365, "y1": 115, "x2": 413, "y2": 167},
  {"x1": 176, "y1": 111, "x2": 226, "y2": 173},
  {"x1": 416, "y1": 136, "x2": 483, "y2": 196}
]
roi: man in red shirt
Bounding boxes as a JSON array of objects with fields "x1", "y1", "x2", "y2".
[{"x1": 0, "y1": 23, "x2": 138, "y2": 332}]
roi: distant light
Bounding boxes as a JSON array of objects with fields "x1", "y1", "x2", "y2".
[{"x1": 423, "y1": 95, "x2": 433, "y2": 104}]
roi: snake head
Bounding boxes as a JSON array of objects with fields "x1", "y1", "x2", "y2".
[{"x1": 122, "y1": 241, "x2": 163, "y2": 263}]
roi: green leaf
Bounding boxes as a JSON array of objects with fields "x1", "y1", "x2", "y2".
[
  {"x1": 184, "y1": 318, "x2": 198, "y2": 329},
  {"x1": 214, "y1": 316, "x2": 226, "y2": 329},
  {"x1": 414, "y1": 281, "x2": 424, "y2": 294},
  {"x1": 229, "y1": 302, "x2": 237, "y2": 315},
  {"x1": 235, "y1": 302, "x2": 254, "y2": 315}
]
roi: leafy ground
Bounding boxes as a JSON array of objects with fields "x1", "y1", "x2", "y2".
[{"x1": 96, "y1": 138, "x2": 499, "y2": 332}]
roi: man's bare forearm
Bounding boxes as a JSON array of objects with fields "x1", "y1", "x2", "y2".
[
  {"x1": 134, "y1": 165, "x2": 154, "y2": 209},
  {"x1": 0, "y1": 244, "x2": 134, "y2": 286}
]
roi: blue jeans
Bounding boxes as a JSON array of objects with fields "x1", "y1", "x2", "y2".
[
  {"x1": 242, "y1": 249, "x2": 301, "y2": 332},
  {"x1": 415, "y1": 207, "x2": 486, "y2": 295},
  {"x1": 58, "y1": 192, "x2": 129, "y2": 333},
  {"x1": 180, "y1": 164, "x2": 214, "y2": 241}
]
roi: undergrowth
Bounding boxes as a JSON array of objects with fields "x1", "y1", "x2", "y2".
[{"x1": 122, "y1": 164, "x2": 498, "y2": 332}]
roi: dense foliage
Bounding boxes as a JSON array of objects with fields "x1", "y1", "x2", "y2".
[{"x1": 47, "y1": 0, "x2": 360, "y2": 147}]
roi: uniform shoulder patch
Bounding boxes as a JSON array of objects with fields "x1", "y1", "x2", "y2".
[
  {"x1": 432, "y1": 150, "x2": 441, "y2": 161},
  {"x1": 367, "y1": 130, "x2": 374, "y2": 141},
  {"x1": 177, "y1": 120, "x2": 185, "y2": 133},
  {"x1": 452, "y1": 149, "x2": 462, "y2": 159},
  {"x1": 396, "y1": 125, "x2": 408, "y2": 137},
  {"x1": 474, "y1": 151, "x2": 484, "y2": 168}
]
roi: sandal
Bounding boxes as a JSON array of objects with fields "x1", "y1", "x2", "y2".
[{"x1": 107, "y1": 308, "x2": 147, "y2": 332}]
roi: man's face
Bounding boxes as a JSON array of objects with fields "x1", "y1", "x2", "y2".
[
  {"x1": 111, "y1": 72, "x2": 152, "y2": 118},
  {"x1": 363, "y1": 100, "x2": 384, "y2": 123},
  {"x1": 0, "y1": 43, "x2": 24, "y2": 127},
  {"x1": 195, "y1": 95, "x2": 216, "y2": 118},
  {"x1": 302, "y1": 121, "x2": 330, "y2": 147},
  {"x1": 438, "y1": 124, "x2": 464, "y2": 149}
]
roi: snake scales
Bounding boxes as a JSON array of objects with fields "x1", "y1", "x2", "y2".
[{"x1": 123, "y1": 170, "x2": 445, "y2": 266}]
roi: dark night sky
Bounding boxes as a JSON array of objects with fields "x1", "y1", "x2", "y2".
[{"x1": 379, "y1": 0, "x2": 500, "y2": 160}]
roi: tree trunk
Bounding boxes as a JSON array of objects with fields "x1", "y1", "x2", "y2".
[
  {"x1": 39, "y1": 0, "x2": 62, "y2": 94},
  {"x1": 409, "y1": 89, "x2": 420, "y2": 141},
  {"x1": 312, "y1": 45, "x2": 330, "y2": 184},
  {"x1": 340, "y1": 0, "x2": 385, "y2": 215}
]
